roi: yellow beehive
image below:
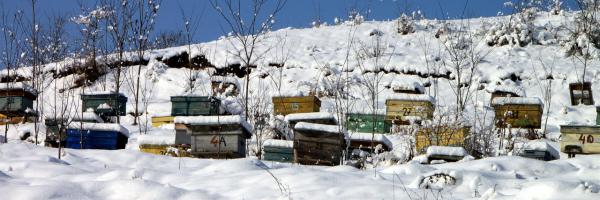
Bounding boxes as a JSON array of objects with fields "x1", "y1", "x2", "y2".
[
  {"x1": 491, "y1": 97, "x2": 543, "y2": 129},
  {"x1": 560, "y1": 125, "x2": 600, "y2": 155},
  {"x1": 272, "y1": 96, "x2": 321, "y2": 115},
  {"x1": 151, "y1": 116, "x2": 175, "y2": 127},
  {"x1": 139, "y1": 144, "x2": 169, "y2": 155},
  {"x1": 415, "y1": 126, "x2": 470, "y2": 154},
  {"x1": 385, "y1": 94, "x2": 434, "y2": 123}
]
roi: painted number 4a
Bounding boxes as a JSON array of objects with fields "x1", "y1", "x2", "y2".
[
  {"x1": 579, "y1": 134, "x2": 595, "y2": 144},
  {"x1": 211, "y1": 135, "x2": 227, "y2": 147}
]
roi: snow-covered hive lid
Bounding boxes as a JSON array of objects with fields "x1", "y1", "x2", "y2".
[
  {"x1": 386, "y1": 93, "x2": 434, "y2": 103},
  {"x1": 487, "y1": 84, "x2": 525, "y2": 97},
  {"x1": 174, "y1": 115, "x2": 253, "y2": 132},
  {"x1": 0, "y1": 82, "x2": 38, "y2": 95},
  {"x1": 491, "y1": 97, "x2": 543, "y2": 106},
  {"x1": 82, "y1": 90, "x2": 126, "y2": 96},
  {"x1": 263, "y1": 139, "x2": 293, "y2": 148},
  {"x1": 387, "y1": 78, "x2": 424, "y2": 94},
  {"x1": 284, "y1": 112, "x2": 335, "y2": 122},
  {"x1": 513, "y1": 140, "x2": 559, "y2": 159},
  {"x1": 294, "y1": 122, "x2": 344, "y2": 134},
  {"x1": 426, "y1": 146, "x2": 467, "y2": 157},
  {"x1": 68, "y1": 123, "x2": 129, "y2": 136},
  {"x1": 138, "y1": 134, "x2": 175, "y2": 145},
  {"x1": 47, "y1": 109, "x2": 104, "y2": 123}
]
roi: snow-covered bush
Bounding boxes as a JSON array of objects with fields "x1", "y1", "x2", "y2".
[
  {"x1": 484, "y1": 1, "x2": 541, "y2": 47},
  {"x1": 397, "y1": 14, "x2": 415, "y2": 35}
]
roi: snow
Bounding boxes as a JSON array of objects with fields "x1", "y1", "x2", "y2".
[
  {"x1": 491, "y1": 96, "x2": 544, "y2": 106},
  {"x1": 386, "y1": 93, "x2": 434, "y2": 103},
  {"x1": 138, "y1": 134, "x2": 175, "y2": 145},
  {"x1": 263, "y1": 139, "x2": 293, "y2": 149},
  {"x1": 487, "y1": 83, "x2": 526, "y2": 97},
  {"x1": 384, "y1": 77, "x2": 424, "y2": 94},
  {"x1": 426, "y1": 146, "x2": 468, "y2": 157},
  {"x1": 0, "y1": 82, "x2": 38, "y2": 95},
  {"x1": 174, "y1": 115, "x2": 252, "y2": 132},
  {"x1": 67, "y1": 123, "x2": 129, "y2": 136},
  {"x1": 1, "y1": 143, "x2": 600, "y2": 199},
  {"x1": 294, "y1": 122, "x2": 343, "y2": 134},
  {"x1": 284, "y1": 112, "x2": 335, "y2": 122},
  {"x1": 47, "y1": 110, "x2": 104, "y2": 123},
  {"x1": 82, "y1": 91, "x2": 125, "y2": 96}
]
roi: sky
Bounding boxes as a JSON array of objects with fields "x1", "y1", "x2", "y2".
[{"x1": 0, "y1": 0, "x2": 579, "y2": 48}]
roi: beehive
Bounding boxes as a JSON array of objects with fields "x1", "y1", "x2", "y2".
[
  {"x1": 385, "y1": 94, "x2": 434, "y2": 124},
  {"x1": 174, "y1": 115, "x2": 252, "y2": 159},
  {"x1": 65, "y1": 123, "x2": 129, "y2": 150},
  {"x1": 171, "y1": 96, "x2": 220, "y2": 116},
  {"x1": 272, "y1": 96, "x2": 320, "y2": 115},
  {"x1": 346, "y1": 113, "x2": 391, "y2": 134},
  {"x1": 0, "y1": 82, "x2": 37, "y2": 117},
  {"x1": 415, "y1": 126, "x2": 470, "y2": 154},
  {"x1": 151, "y1": 116, "x2": 175, "y2": 127},
  {"x1": 596, "y1": 106, "x2": 600, "y2": 126},
  {"x1": 560, "y1": 125, "x2": 600, "y2": 155},
  {"x1": 569, "y1": 82, "x2": 594, "y2": 106},
  {"x1": 262, "y1": 139, "x2": 294, "y2": 162},
  {"x1": 491, "y1": 97, "x2": 543, "y2": 129},
  {"x1": 293, "y1": 122, "x2": 345, "y2": 166},
  {"x1": 81, "y1": 92, "x2": 127, "y2": 117}
]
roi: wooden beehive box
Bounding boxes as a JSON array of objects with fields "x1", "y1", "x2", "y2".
[
  {"x1": 272, "y1": 96, "x2": 321, "y2": 115},
  {"x1": 151, "y1": 116, "x2": 175, "y2": 127},
  {"x1": 171, "y1": 96, "x2": 220, "y2": 116},
  {"x1": 262, "y1": 139, "x2": 294, "y2": 162},
  {"x1": 491, "y1": 97, "x2": 543, "y2": 129},
  {"x1": 81, "y1": 92, "x2": 127, "y2": 117},
  {"x1": 597, "y1": 106, "x2": 600, "y2": 126},
  {"x1": 346, "y1": 113, "x2": 391, "y2": 134},
  {"x1": 385, "y1": 94, "x2": 434, "y2": 124},
  {"x1": 415, "y1": 125, "x2": 470, "y2": 154},
  {"x1": 65, "y1": 123, "x2": 129, "y2": 150},
  {"x1": 560, "y1": 125, "x2": 600, "y2": 155},
  {"x1": 293, "y1": 122, "x2": 345, "y2": 166},
  {"x1": 175, "y1": 115, "x2": 252, "y2": 159},
  {"x1": 569, "y1": 82, "x2": 594, "y2": 106},
  {"x1": 0, "y1": 82, "x2": 37, "y2": 117}
]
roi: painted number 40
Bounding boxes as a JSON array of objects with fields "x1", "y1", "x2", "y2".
[{"x1": 579, "y1": 134, "x2": 595, "y2": 144}]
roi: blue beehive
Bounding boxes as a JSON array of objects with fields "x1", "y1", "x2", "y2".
[{"x1": 66, "y1": 123, "x2": 128, "y2": 150}]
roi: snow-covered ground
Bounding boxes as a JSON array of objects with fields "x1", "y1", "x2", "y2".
[{"x1": 0, "y1": 143, "x2": 599, "y2": 199}]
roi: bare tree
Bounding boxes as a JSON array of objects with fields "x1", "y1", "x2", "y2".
[
  {"x1": 354, "y1": 28, "x2": 395, "y2": 152},
  {"x1": 532, "y1": 52, "x2": 557, "y2": 138},
  {"x1": 127, "y1": 0, "x2": 161, "y2": 125},
  {"x1": 209, "y1": 0, "x2": 287, "y2": 119},
  {"x1": 106, "y1": 0, "x2": 134, "y2": 124},
  {"x1": 439, "y1": 22, "x2": 490, "y2": 118},
  {"x1": 177, "y1": 2, "x2": 204, "y2": 93},
  {"x1": 566, "y1": 0, "x2": 600, "y2": 85},
  {"x1": 0, "y1": 6, "x2": 26, "y2": 143}
]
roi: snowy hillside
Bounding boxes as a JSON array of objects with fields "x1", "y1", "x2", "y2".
[{"x1": 2, "y1": 9, "x2": 600, "y2": 199}]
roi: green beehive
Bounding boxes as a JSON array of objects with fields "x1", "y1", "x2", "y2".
[
  {"x1": 0, "y1": 96, "x2": 34, "y2": 116},
  {"x1": 171, "y1": 96, "x2": 220, "y2": 116},
  {"x1": 346, "y1": 113, "x2": 391, "y2": 134},
  {"x1": 597, "y1": 106, "x2": 600, "y2": 126},
  {"x1": 81, "y1": 93, "x2": 127, "y2": 116}
]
